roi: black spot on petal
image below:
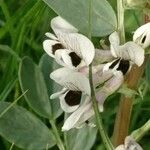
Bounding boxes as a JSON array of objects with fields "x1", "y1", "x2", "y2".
[
  {"x1": 52, "y1": 43, "x2": 64, "y2": 54},
  {"x1": 141, "y1": 35, "x2": 146, "y2": 44},
  {"x1": 69, "y1": 52, "x2": 81, "y2": 67},
  {"x1": 109, "y1": 58, "x2": 120, "y2": 69},
  {"x1": 117, "y1": 59, "x2": 130, "y2": 75},
  {"x1": 65, "y1": 90, "x2": 82, "y2": 106}
]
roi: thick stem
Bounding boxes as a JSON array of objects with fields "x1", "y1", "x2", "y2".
[
  {"x1": 113, "y1": 61, "x2": 147, "y2": 146},
  {"x1": 50, "y1": 120, "x2": 65, "y2": 150}
]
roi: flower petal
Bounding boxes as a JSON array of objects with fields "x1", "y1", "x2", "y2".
[
  {"x1": 119, "y1": 41, "x2": 144, "y2": 66},
  {"x1": 51, "y1": 16, "x2": 78, "y2": 35},
  {"x1": 62, "y1": 98, "x2": 91, "y2": 131},
  {"x1": 55, "y1": 49, "x2": 74, "y2": 69},
  {"x1": 109, "y1": 31, "x2": 120, "y2": 57},
  {"x1": 57, "y1": 33, "x2": 95, "y2": 66},
  {"x1": 115, "y1": 145, "x2": 125, "y2": 150},
  {"x1": 133, "y1": 23, "x2": 150, "y2": 49},
  {"x1": 93, "y1": 49, "x2": 114, "y2": 65},
  {"x1": 55, "y1": 49, "x2": 85, "y2": 69},
  {"x1": 93, "y1": 69, "x2": 114, "y2": 86},
  {"x1": 45, "y1": 32, "x2": 58, "y2": 40},
  {"x1": 96, "y1": 71, "x2": 124, "y2": 111},
  {"x1": 124, "y1": 136, "x2": 143, "y2": 150},
  {"x1": 50, "y1": 67, "x2": 91, "y2": 95},
  {"x1": 50, "y1": 88, "x2": 67, "y2": 99},
  {"x1": 43, "y1": 39, "x2": 64, "y2": 58}
]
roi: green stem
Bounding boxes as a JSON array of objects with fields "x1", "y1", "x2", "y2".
[
  {"x1": 9, "y1": 143, "x2": 14, "y2": 150},
  {"x1": 89, "y1": 65, "x2": 114, "y2": 150},
  {"x1": 49, "y1": 120, "x2": 65, "y2": 150},
  {"x1": 88, "y1": 0, "x2": 114, "y2": 149},
  {"x1": 131, "y1": 120, "x2": 150, "y2": 141},
  {"x1": 117, "y1": 0, "x2": 125, "y2": 43}
]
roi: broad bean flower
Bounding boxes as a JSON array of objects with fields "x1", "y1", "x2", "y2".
[
  {"x1": 93, "y1": 31, "x2": 144, "y2": 110},
  {"x1": 43, "y1": 16, "x2": 95, "y2": 70},
  {"x1": 50, "y1": 67, "x2": 91, "y2": 113}
]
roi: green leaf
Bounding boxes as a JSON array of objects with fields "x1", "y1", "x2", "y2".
[
  {"x1": 43, "y1": 0, "x2": 117, "y2": 37},
  {"x1": 0, "y1": 101, "x2": 56, "y2": 150},
  {"x1": 39, "y1": 54, "x2": 63, "y2": 119},
  {"x1": 146, "y1": 59, "x2": 150, "y2": 88},
  {"x1": 19, "y1": 56, "x2": 52, "y2": 118},
  {"x1": 66, "y1": 127, "x2": 97, "y2": 150}
]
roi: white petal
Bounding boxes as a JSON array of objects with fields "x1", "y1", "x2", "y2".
[
  {"x1": 133, "y1": 23, "x2": 150, "y2": 48},
  {"x1": 93, "y1": 69, "x2": 114, "y2": 86},
  {"x1": 103, "y1": 59, "x2": 120, "y2": 72},
  {"x1": 55, "y1": 49, "x2": 74, "y2": 69},
  {"x1": 50, "y1": 88, "x2": 67, "y2": 99},
  {"x1": 62, "y1": 98, "x2": 91, "y2": 131},
  {"x1": 125, "y1": 136, "x2": 143, "y2": 150},
  {"x1": 115, "y1": 145, "x2": 125, "y2": 150},
  {"x1": 51, "y1": 16, "x2": 78, "y2": 35},
  {"x1": 45, "y1": 32, "x2": 58, "y2": 40},
  {"x1": 57, "y1": 33, "x2": 95, "y2": 66},
  {"x1": 119, "y1": 42, "x2": 144, "y2": 66},
  {"x1": 109, "y1": 31, "x2": 120, "y2": 57},
  {"x1": 96, "y1": 71, "x2": 124, "y2": 109},
  {"x1": 43, "y1": 40, "x2": 61, "y2": 58},
  {"x1": 93, "y1": 49, "x2": 114, "y2": 65},
  {"x1": 50, "y1": 67, "x2": 91, "y2": 95},
  {"x1": 59, "y1": 91, "x2": 80, "y2": 113}
]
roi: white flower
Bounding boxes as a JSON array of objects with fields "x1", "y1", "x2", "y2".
[
  {"x1": 109, "y1": 31, "x2": 144, "y2": 67},
  {"x1": 50, "y1": 67, "x2": 91, "y2": 113},
  {"x1": 93, "y1": 31, "x2": 144, "y2": 110},
  {"x1": 115, "y1": 136, "x2": 143, "y2": 150},
  {"x1": 43, "y1": 16, "x2": 95, "y2": 69},
  {"x1": 133, "y1": 22, "x2": 150, "y2": 49}
]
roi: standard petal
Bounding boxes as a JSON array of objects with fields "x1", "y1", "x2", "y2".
[
  {"x1": 59, "y1": 90, "x2": 82, "y2": 113},
  {"x1": 50, "y1": 67, "x2": 91, "y2": 95},
  {"x1": 133, "y1": 23, "x2": 150, "y2": 48},
  {"x1": 57, "y1": 33, "x2": 95, "y2": 66},
  {"x1": 43, "y1": 40, "x2": 64, "y2": 58},
  {"x1": 51, "y1": 16, "x2": 78, "y2": 35},
  {"x1": 109, "y1": 31, "x2": 120, "y2": 57},
  {"x1": 119, "y1": 41, "x2": 144, "y2": 66},
  {"x1": 124, "y1": 136, "x2": 143, "y2": 150}
]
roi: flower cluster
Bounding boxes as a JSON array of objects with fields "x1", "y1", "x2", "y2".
[{"x1": 43, "y1": 16, "x2": 148, "y2": 131}]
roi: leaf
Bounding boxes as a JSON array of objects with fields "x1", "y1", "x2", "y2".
[
  {"x1": 0, "y1": 101, "x2": 56, "y2": 150},
  {"x1": 39, "y1": 54, "x2": 63, "y2": 119},
  {"x1": 43, "y1": 0, "x2": 117, "y2": 37},
  {"x1": 66, "y1": 126, "x2": 97, "y2": 150},
  {"x1": 146, "y1": 59, "x2": 150, "y2": 87},
  {"x1": 19, "y1": 56, "x2": 52, "y2": 118}
]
